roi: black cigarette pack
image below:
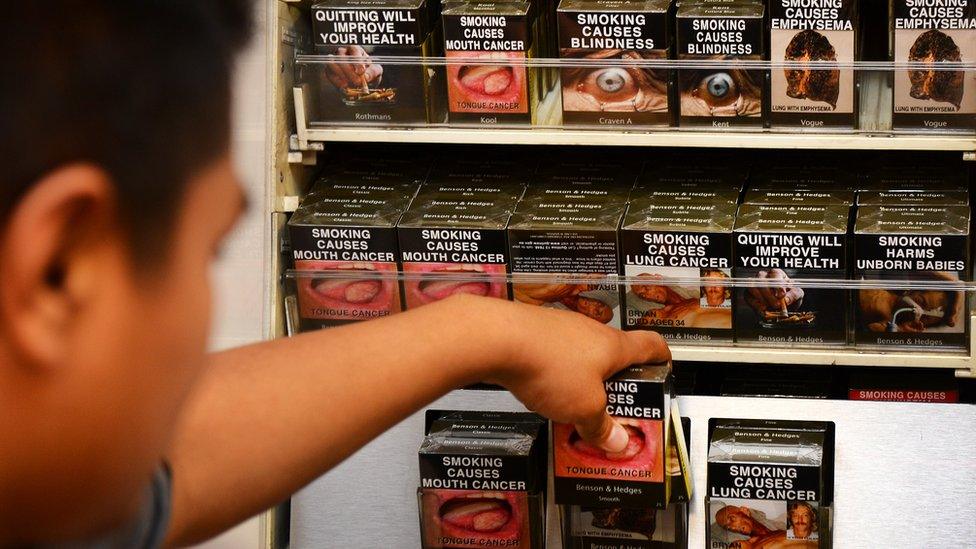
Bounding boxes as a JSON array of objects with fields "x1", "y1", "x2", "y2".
[
  {"x1": 720, "y1": 364, "x2": 834, "y2": 400},
  {"x1": 891, "y1": 0, "x2": 976, "y2": 131},
  {"x1": 853, "y1": 205, "x2": 970, "y2": 349},
  {"x1": 857, "y1": 166, "x2": 970, "y2": 193},
  {"x1": 748, "y1": 166, "x2": 858, "y2": 192},
  {"x1": 426, "y1": 162, "x2": 527, "y2": 188},
  {"x1": 636, "y1": 164, "x2": 748, "y2": 194},
  {"x1": 676, "y1": 0, "x2": 766, "y2": 128},
  {"x1": 309, "y1": 0, "x2": 442, "y2": 124},
  {"x1": 418, "y1": 411, "x2": 547, "y2": 549},
  {"x1": 856, "y1": 190, "x2": 970, "y2": 207},
  {"x1": 632, "y1": 188, "x2": 741, "y2": 205},
  {"x1": 509, "y1": 198, "x2": 628, "y2": 326},
  {"x1": 733, "y1": 204, "x2": 851, "y2": 346},
  {"x1": 526, "y1": 164, "x2": 639, "y2": 201},
  {"x1": 620, "y1": 200, "x2": 736, "y2": 343},
  {"x1": 706, "y1": 419, "x2": 834, "y2": 549},
  {"x1": 522, "y1": 183, "x2": 634, "y2": 203},
  {"x1": 305, "y1": 158, "x2": 431, "y2": 200},
  {"x1": 397, "y1": 196, "x2": 516, "y2": 309},
  {"x1": 553, "y1": 363, "x2": 672, "y2": 508},
  {"x1": 769, "y1": 0, "x2": 859, "y2": 129},
  {"x1": 417, "y1": 179, "x2": 527, "y2": 200},
  {"x1": 559, "y1": 400, "x2": 688, "y2": 549},
  {"x1": 288, "y1": 181, "x2": 420, "y2": 330},
  {"x1": 557, "y1": 0, "x2": 673, "y2": 127},
  {"x1": 442, "y1": 1, "x2": 536, "y2": 125},
  {"x1": 743, "y1": 189, "x2": 856, "y2": 206}
]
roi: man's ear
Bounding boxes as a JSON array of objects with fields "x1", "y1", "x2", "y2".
[{"x1": 0, "y1": 164, "x2": 121, "y2": 368}]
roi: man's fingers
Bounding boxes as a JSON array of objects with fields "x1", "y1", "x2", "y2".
[
  {"x1": 338, "y1": 62, "x2": 360, "y2": 87},
  {"x1": 575, "y1": 413, "x2": 629, "y2": 454},
  {"x1": 363, "y1": 64, "x2": 383, "y2": 83},
  {"x1": 615, "y1": 330, "x2": 671, "y2": 375},
  {"x1": 325, "y1": 70, "x2": 347, "y2": 89}
]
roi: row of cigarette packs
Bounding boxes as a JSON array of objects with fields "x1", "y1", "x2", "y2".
[
  {"x1": 307, "y1": 0, "x2": 975, "y2": 130},
  {"x1": 287, "y1": 156, "x2": 972, "y2": 350},
  {"x1": 415, "y1": 373, "x2": 835, "y2": 549},
  {"x1": 417, "y1": 364, "x2": 692, "y2": 549}
]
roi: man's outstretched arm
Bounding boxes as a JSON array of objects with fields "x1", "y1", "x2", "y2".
[{"x1": 163, "y1": 294, "x2": 669, "y2": 546}]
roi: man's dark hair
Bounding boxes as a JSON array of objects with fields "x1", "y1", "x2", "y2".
[{"x1": 1, "y1": 1, "x2": 253, "y2": 260}]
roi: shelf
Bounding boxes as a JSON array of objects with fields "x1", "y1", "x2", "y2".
[
  {"x1": 670, "y1": 338, "x2": 974, "y2": 372},
  {"x1": 292, "y1": 60, "x2": 976, "y2": 154},
  {"x1": 297, "y1": 125, "x2": 976, "y2": 152},
  {"x1": 281, "y1": 270, "x2": 976, "y2": 377}
]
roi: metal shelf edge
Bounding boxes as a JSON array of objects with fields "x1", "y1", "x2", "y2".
[
  {"x1": 670, "y1": 345, "x2": 972, "y2": 368},
  {"x1": 300, "y1": 127, "x2": 976, "y2": 151}
]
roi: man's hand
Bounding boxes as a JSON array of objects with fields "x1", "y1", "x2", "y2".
[
  {"x1": 165, "y1": 293, "x2": 669, "y2": 545},
  {"x1": 747, "y1": 269, "x2": 804, "y2": 314},
  {"x1": 325, "y1": 46, "x2": 383, "y2": 89},
  {"x1": 474, "y1": 297, "x2": 671, "y2": 454}
]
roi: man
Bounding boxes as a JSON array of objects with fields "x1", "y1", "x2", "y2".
[
  {"x1": 786, "y1": 502, "x2": 817, "y2": 541},
  {"x1": 700, "y1": 268, "x2": 731, "y2": 308},
  {"x1": 0, "y1": 2, "x2": 669, "y2": 547},
  {"x1": 715, "y1": 506, "x2": 772, "y2": 537},
  {"x1": 718, "y1": 505, "x2": 818, "y2": 549}
]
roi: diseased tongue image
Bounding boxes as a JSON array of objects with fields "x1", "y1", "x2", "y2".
[
  {"x1": 570, "y1": 425, "x2": 646, "y2": 461},
  {"x1": 421, "y1": 490, "x2": 529, "y2": 548},
  {"x1": 420, "y1": 277, "x2": 491, "y2": 299},
  {"x1": 404, "y1": 263, "x2": 508, "y2": 309},
  {"x1": 312, "y1": 278, "x2": 383, "y2": 304},
  {"x1": 553, "y1": 420, "x2": 664, "y2": 483},
  {"x1": 446, "y1": 51, "x2": 528, "y2": 114},
  {"x1": 440, "y1": 498, "x2": 512, "y2": 532},
  {"x1": 459, "y1": 65, "x2": 515, "y2": 96},
  {"x1": 295, "y1": 261, "x2": 399, "y2": 322}
]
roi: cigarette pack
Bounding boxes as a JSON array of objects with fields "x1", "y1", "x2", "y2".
[
  {"x1": 676, "y1": 0, "x2": 765, "y2": 128},
  {"x1": 419, "y1": 411, "x2": 547, "y2": 549},
  {"x1": 769, "y1": 0, "x2": 859, "y2": 129},
  {"x1": 891, "y1": 0, "x2": 976, "y2": 131},
  {"x1": 732, "y1": 204, "x2": 851, "y2": 346},
  {"x1": 553, "y1": 363, "x2": 672, "y2": 508},
  {"x1": 398, "y1": 196, "x2": 517, "y2": 309},
  {"x1": 442, "y1": 1, "x2": 537, "y2": 125},
  {"x1": 853, "y1": 205, "x2": 970, "y2": 349},
  {"x1": 557, "y1": 0, "x2": 673, "y2": 127},
  {"x1": 509, "y1": 198, "x2": 628, "y2": 326},
  {"x1": 309, "y1": 0, "x2": 442, "y2": 124},
  {"x1": 620, "y1": 200, "x2": 736, "y2": 343},
  {"x1": 288, "y1": 180, "x2": 419, "y2": 330},
  {"x1": 706, "y1": 419, "x2": 834, "y2": 549}
]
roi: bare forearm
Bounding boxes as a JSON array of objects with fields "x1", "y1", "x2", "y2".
[{"x1": 164, "y1": 295, "x2": 506, "y2": 546}]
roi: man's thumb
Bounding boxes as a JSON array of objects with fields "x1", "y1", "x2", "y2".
[{"x1": 576, "y1": 413, "x2": 629, "y2": 454}]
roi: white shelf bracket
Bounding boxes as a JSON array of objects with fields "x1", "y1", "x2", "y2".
[{"x1": 292, "y1": 84, "x2": 315, "y2": 153}]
